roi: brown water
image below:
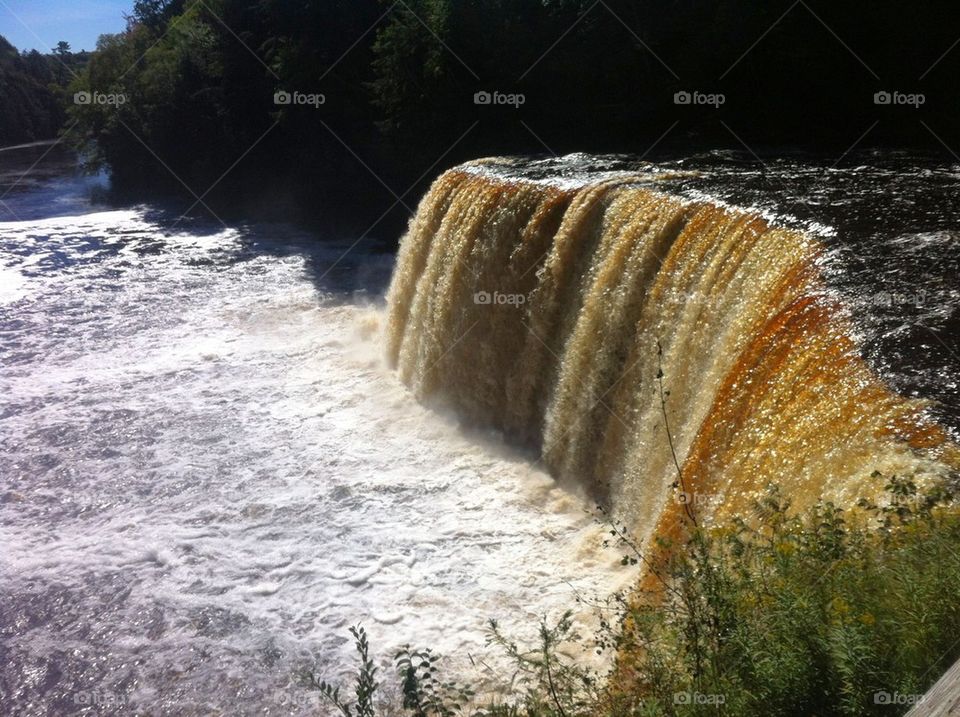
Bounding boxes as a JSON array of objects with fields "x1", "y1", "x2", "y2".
[{"x1": 386, "y1": 157, "x2": 959, "y2": 538}]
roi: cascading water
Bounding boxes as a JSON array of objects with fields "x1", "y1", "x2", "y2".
[{"x1": 387, "y1": 160, "x2": 958, "y2": 540}]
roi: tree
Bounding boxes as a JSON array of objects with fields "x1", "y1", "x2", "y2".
[{"x1": 53, "y1": 40, "x2": 70, "y2": 84}]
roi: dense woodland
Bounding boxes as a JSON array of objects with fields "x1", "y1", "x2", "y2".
[
  {"x1": 0, "y1": 37, "x2": 88, "y2": 146},
  {"x1": 3, "y1": 0, "x2": 960, "y2": 231}
]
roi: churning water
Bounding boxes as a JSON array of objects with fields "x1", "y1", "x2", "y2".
[{"x1": 0, "y1": 145, "x2": 631, "y2": 715}]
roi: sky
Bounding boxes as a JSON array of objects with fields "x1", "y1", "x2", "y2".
[{"x1": 0, "y1": 0, "x2": 131, "y2": 53}]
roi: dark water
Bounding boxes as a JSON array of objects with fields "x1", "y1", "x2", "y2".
[
  {"x1": 480, "y1": 150, "x2": 960, "y2": 436},
  {"x1": 0, "y1": 142, "x2": 109, "y2": 222},
  {"x1": 671, "y1": 150, "x2": 960, "y2": 436}
]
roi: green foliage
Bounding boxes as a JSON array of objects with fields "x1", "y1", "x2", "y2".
[
  {"x1": 63, "y1": 0, "x2": 402, "y2": 225},
  {"x1": 608, "y1": 475, "x2": 960, "y2": 716},
  {"x1": 132, "y1": 0, "x2": 187, "y2": 32},
  {"x1": 308, "y1": 625, "x2": 379, "y2": 717},
  {"x1": 51, "y1": 0, "x2": 960, "y2": 223},
  {"x1": 65, "y1": 1, "x2": 240, "y2": 186},
  {"x1": 0, "y1": 35, "x2": 83, "y2": 145},
  {"x1": 396, "y1": 647, "x2": 474, "y2": 716},
  {"x1": 310, "y1": 614, "x2": 597, "y2": 717},
  {"x1": 369, "y1": 0, "x2": 454, "y2": 136},
  {"x1": 483, "y1": 612, "x2": 601, "y2": 717}
]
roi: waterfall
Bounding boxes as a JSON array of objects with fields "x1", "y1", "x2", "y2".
[{"x1": 386, "y1": 162, "x2": 957, "y2": 536}]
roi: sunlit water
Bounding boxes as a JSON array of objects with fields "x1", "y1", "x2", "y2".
[{"x1": 0, "y1": 146, "x2": 631, "y2": 715}]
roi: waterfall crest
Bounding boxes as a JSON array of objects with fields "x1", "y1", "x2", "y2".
[{"x1": 386, "y1": 164, "x2": 956, "y2": 532}]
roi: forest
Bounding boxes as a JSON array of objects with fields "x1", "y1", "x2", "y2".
[
  {"x1": 0, "y1": 36, "x2": 87, "y2": 146},
  {"x1": 4, "y1": 0, "x2": 960, "y2": 231}
]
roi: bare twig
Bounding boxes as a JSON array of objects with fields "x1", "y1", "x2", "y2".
[{"x1": 657, "y1": 340, "x2": 698, "y2": 527}]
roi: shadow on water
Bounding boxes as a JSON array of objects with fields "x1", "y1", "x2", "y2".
[
  {"x1": 152, "y1": 209, "x2": 399, "y2": 301},
  {"x1": 0, "y1": 141, "x2": 400, "y2": 304},
  {"x1": 0, "y1": 142, "x2": 110, "y2": 222},
  {"x1": 222, "y1": 222, "x2": 397, "y2": 303}
]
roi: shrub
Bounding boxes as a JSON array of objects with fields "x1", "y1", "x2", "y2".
[{"x1": 608, "y1": 473, "x2": 960, "y2": 716}]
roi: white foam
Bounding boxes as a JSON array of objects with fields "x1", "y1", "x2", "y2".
[
  {"x1": 0, "y1": 265, "x2": 25, "y2": 303},
  {"x1": 0, "y1": 210, "x2": 632, "y2": 713}
]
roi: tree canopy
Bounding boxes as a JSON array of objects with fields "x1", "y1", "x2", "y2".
[
  {"x1": 0, "y1": 36, "x2": 87, "y2": 146},
  {"x1": 4, "y1": 0, "x2": 954, "y2": 229}
]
